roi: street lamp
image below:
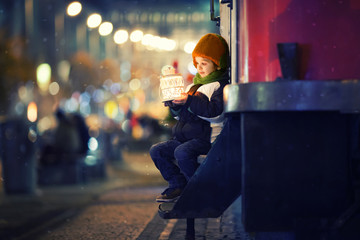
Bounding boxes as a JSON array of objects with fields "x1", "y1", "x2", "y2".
[
  {"x1": 36, "y1": 63, "x2": 51, "y2": 93},
  {"x1": 141, "y1": 34, "x2": 153, "y2": 46},
  {"x1": 184, "y1": 41, "x2": 196, "y2": 54},
  {"x1": 114, "y1": 29, "x2": 128, "y2": 44},
  {"x1": 130, "y1": 30, "x2": 144, "y2": 42},
  {"x1": 67, "y1": 1, "x2": 82, "y2": 17},
  {"x1": 161, "y1": 38, "x2": 176, "y2": 51},
  {"x1": 98, "y1": 22, "x2": 113, "y2": 36},
  {"x1": 87, "y1": 13, "x2": 102, "y2": 28}
]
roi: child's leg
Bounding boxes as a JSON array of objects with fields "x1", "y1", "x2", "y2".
[
  {"x1": 174, "y1": 139, "x2": 211, "y2": 181},
  {"x1": 149, "y1": 139, "x2": 187, "y2": 189}
]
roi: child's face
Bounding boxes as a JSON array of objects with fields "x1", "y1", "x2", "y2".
[{"x1": 195, "y1": 57, "x2": 217, "y2": 78}]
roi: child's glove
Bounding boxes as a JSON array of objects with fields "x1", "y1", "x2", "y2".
[
  {"x1": 164, "y1": 101, "x2": 176, "y2": 107},
  {"x1": 172, "y1": 93, "x2": 188, "y2": 105}
]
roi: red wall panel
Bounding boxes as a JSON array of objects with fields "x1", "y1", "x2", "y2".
[{"x1": 240, "y1": 0, "x2": 360, "y2": 82}]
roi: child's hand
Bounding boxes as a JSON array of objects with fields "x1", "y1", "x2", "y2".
[
  {"x1": 172, "y1": 93, "x2": 188, "y2": 105},
  {"x1": 164, "y1": 101, "x2": 176, "y2": 107}
]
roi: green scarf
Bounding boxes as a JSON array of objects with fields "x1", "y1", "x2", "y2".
[{"x1": 193, "y1": 69, "x2": 226, "y2": 85}]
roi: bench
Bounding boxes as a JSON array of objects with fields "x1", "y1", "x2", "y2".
[
  {"x1": 158, "y1": 116, "x2": 241, "y2": 238},
  {"x1": 197, "y1": 123, "x2": 223, "y2": 164}
]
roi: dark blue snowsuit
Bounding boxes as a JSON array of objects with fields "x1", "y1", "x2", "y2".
[{"x1": 150, "y1": 73, "x2": 229, "y2": 189}]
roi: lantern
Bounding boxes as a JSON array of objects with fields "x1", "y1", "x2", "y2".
[{"x1": 159, "y1": 65, "x2": 184, "y2": 101}]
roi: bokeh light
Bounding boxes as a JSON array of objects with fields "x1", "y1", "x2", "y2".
[
  {"x1": 67, "y1": 1, "x2": 82, "y2": 17},
  {"x1": 120, "y1": 61, "x2": 131, "y2": 71},
  {"x1": 103, "y1": 79, "x2": 113, "y2": 90},
  {"x1": 87, "y1": 13, "x2": 102, "y2": 28},
  {"x1": 99, "y1": 22, "x2": 113, "y2": 36},
  {"x1": 114, "y1": 29, "x2": 129, "y2": 44},
  {"x1": 120, "y1": 70, "x2": 131, "y2": 82},
  {"x1": 131, "y1": 98, "x2": 140, "y2": 111},
  {"x1": 28, "y1": 127, "x2": 37, "y2": 143},
  {"x1": 88, "y1": 137, "x2": 99, "y2": 151},
  {"x1": 57, "y1": 60, "x2": 70, "y2": 82},
  {"x1": 27, "y1": 102, "x2": 37, "y2": 122},
  {"x1": 80, "y1": 102, "x2": 91, "y2": 116},
  {"x1": 36, "y1": 63, "x2": 51, "y2": 92},
  {"x1": 121, "y1": 119, "x2": 131, "y2": 133},
  {"x1": 104, "y1": 100, "x2": 118, "y2": 119},
  {"x1": 110, "y1": 83, "x2": 121, "y2": 94},
  {"x1": 37, "y1": 116, "x2": 52, "y2": 134},
  {"x1": 93, "y1": 89, "x2": 105, "y2": 103},
  {"x1": 18, "y1": 86, "x2": 28, "y2": 101},
  {"x1": 129, "y1": 78, "x2": 141, "y2": 91},
  {"x1": 161, "y1": 38, "x2": 176, "y2": 51},
  {"x1": 85, "y1": 155, "x2": 97, "y2": 166},
  {"x1": 15, "y1": 102, "x2": 25, "y2": 115},
  {"x1": 140, "y1": 34, "x2": 177, "y2": 51},
  {"x1": 65, "y1": 97, "x2": 79, "y2": 112},
  {"x1": 188, "y1": 61, "x2": 197, "y2": 75},
  {"x1": 49, "y1": 82, "x2": 60, "y2": 95},
  {"x1": 141, "y1": 34, "x2": 154, "y2": 46},
  {"x1": 184, "y1": 41, "x2": 196, "y2": 54},
  {"x1": 130, "y1": 30, "x2": 143, "y2": 42},
  {"x1": 80, "y1": 92, "x2": 91, "y2": 103},
  {"x1": 132, "y1": 125, "x2": 143, "y2": 139}
]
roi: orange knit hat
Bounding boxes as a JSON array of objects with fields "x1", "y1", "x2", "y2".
[{"x1": 192, "y1": 33, "x2": 229, "y2": 70}]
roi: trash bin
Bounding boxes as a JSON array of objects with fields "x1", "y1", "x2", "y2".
[{"x1": 0, "y1": 118, "x2": 37, "y2": 194}]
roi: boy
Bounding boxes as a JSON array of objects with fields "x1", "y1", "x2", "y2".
[{"x1": 150, "y1": 33, "x2": 230, "y2": 202}]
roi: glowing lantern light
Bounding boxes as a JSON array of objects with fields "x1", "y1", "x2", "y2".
[
  {"x1": 37, "y1": 63, "x2": 51, "y2": 92},
  {"x1": 67, "y1": 1, "x2": 82, "y2": 17},
  {"x1": 27, "y1": 102, "x2": 37, "y2": 122},
  {"x1": 159, "y1": 65, "x2": 184, "y2": 101},
  {"x1": 104, "y1": 100, "x2": 118, "y2": 119}
]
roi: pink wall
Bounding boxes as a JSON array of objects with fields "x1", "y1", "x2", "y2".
[{"x1": 240, "y1": 0, "x2": 360, "y2": 82}]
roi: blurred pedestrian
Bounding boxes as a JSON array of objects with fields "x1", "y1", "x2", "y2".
[
  {"x1": 39, "y1": 109, "x2": 89, "y2": 165},
  {"x1": 150, "y1": 33, "x2": 230, "y2": 202},
  {"x1": 71, "y1": 113, "x2": 90, "y2": 155}
]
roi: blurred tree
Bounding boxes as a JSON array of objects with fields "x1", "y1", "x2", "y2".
[
  {"x1": 0, "y1": 31, "x2": 36, "y2": 114},
  {"x1": 98, "y1": 58, "x2": 121, "y2": 83},
  {"x1": 68, "y1": 51, "x2": 99, "y2": 93}
]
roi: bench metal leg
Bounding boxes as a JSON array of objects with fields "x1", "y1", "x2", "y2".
[{"x1": 185, "y1": 218, "x2": 195, "y2": 240}]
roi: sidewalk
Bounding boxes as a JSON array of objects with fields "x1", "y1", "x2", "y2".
[
  {"x1": 0, "y1": 151, "x2": 250, "y2": 240},
  {"x1": 0, "y1": 151, "x2": 166, "y2": 240}
]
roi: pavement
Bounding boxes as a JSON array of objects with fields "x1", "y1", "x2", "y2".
[
  {"x1": 0, "y1": 151, "x2": 249, "y2": 240},
  {"x1": 5, "y1": 149, "x2": 358, "y2": 240},
  {"x1": 0, "y1": 150, "x2": 162, "y2": 239}
]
